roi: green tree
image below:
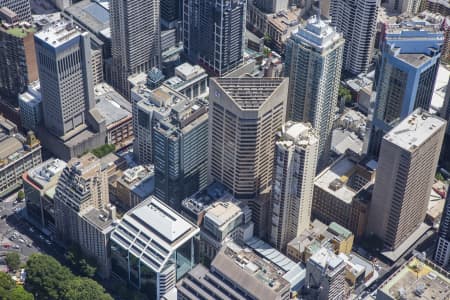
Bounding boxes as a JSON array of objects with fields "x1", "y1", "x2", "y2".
[
  {"x1": 25, "y1": 254, "x2": 74, "y2": 300},
  {"x1": 0, "y1": 272, "x2": 15, "y2": 290},
  {"x1": 79, "y1": 259, "x2": 96, "y2": 278},
  {"x1": 7, "y1": 286, "x2": 34, "y2": 300},
  {"x1": 5, "y1": 252, "x2": 21, "y2": 272},
  {"x1": 91, "y1": 144, "x2": 115, "y2": 158},
  {"x1": 436, "y1": 172, "x2": 445, "y2": 181},
  {"x1": 17, "y1": 190, "x2": 25, "y2": 201},
  {"x1": 60, "y1": 278, "x2": 112, "y2": 300}
]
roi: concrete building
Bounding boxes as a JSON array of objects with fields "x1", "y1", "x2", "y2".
[
  {"x1": 423, "y1": 0, "x2": 450, "y2": 16},
  {"x1": 177, "y1": 242, "x2": 292, "y2": 300},
  {"x1": 0, "y1": 118, "x2": 42, "y2": 197},
  {"x1": 130, "y1": 75, "x2": 188, "y2": 164},
  {"x1": 270, "y1": 122, "x2": 319, "y2": 251},
  {"x1": 369, "y1": 21, "x2": 444, "y2": 156},
  {"x1": 53, "y1": 153, "x2": 115, "y2": 277},
  {"x1": 284, "y1": 16, "x2": 344, "y2": 170},
  {"x1": 208, "y1": 77, "x2": 288, "y2": 237},
  {"x1": 330, "y1": 0, "x2": 379, "y2": 75},
  {"x1": 18, "y1": 82, "x2": 42, "y2": 131},
  {"x1": 305, "y1": 247, "x2": 347, "y2": 300},
  {"x1": 22, "y1": 158, "x2": 66, "y2": 231},
  {"x1": 367, "y1": 109, "x2": 446, "y2": 252},
  {"x1": 376, "y1": 256, "x2": 450, "y2": 300},
  {"x1": 110, "y1": 0, "x2": 160, "y2": 98},
  {"x1": 163, "y1": 63, "x2": 208, "y2": 100},
  {"x1": 435, "y1": 188, "x2": 450, "y2": 270},
  {"x1": 183, "y1": 0, "x2": 245, "y2": 76},
  {"x1": 114, "y1": 165, "x2": 155, "y2": 210},
  {"x1": 312, "y1": 151, "x2": 376, "y2": 238},
  {"x1": 286, "y1": 220, "x2": 354, "y2": 263},
  {"x1": 153, "y1": 98, "x2": 209, "y2": 210},
  {"x1": 34, "y1": 18, "x2": 94, "y2": 139},
  {"x1": 50, "y1": 0, "x2": 71, "y2": 10},
  {"x1": 110, "y1": 197, "x2": 199, "y2": 299},
  {"x1": 0, "y1": 9, "x2": 37, "y2": 100},
  {"x1": 386, "y1": 0, "x2": 421, "y2": 14},
  {"x1": 0, "y1": 0, "x2": 31, "y2": 22}
]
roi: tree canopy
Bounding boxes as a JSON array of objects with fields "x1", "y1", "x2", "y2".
[
  {"x1": 5, "y1": 252, "x2": 20, "y2": 272},
  {"x1": 0, "y1": 272, "x2": 33, "y2": 300}
]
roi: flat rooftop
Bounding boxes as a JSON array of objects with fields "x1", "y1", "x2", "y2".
[
  {"x1": 379, "y1": 257, "x2": 450, "y2": 299},
  {"x1": 280, "y1": 121, "x2": 318, "y2": 149},
  {"x1": 213, "y1": 77, "x2": 286, "y2": 110},
  {"x1": 26, "y1": 158, "x2": 66, "y2": 189},
  {"x1": 35, "y1": 19, "x2": 84, "y2": 48},
  {"x1": 205, "y1": 201, "x2": 242, "y2": 228},
  {"x1": 181, "y1": 182, "x2": 234, "y2": 215},
  {"x1": 65, "y1": 0, "x2": 109, "y2": 34},
  {"x1": 83, "y1": 207, "x2": 115, "y2": 231},
  {"x1": 397, "y1": 53, "x2": 432, "y2": 68},
  {"x1": 66, "y1": 153, "x2": 100, "y2": 179},
  {"x1": 384, "y1": 109, "x2": 446, "y2": 151},
  {"x1": 111, "y1": 197, "x2": 199, "y2": 272}
]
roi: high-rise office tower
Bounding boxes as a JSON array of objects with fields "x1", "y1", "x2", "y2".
[
  {"x1": 208, "y1": 77, "x2": 288, "y2": 237},
  {"x1": 435, "y1": 189, "x2": 450, "y2": 270},
  {"x1": 110, "y1": 0, "x2": 161, "y2": 98},
  {"x1": 0, "y1": 0, "x2": 32, "y2": 22},
  {"x1": 153, "y1": 99, "x2": 209, "y2": 210},
  {"x1": 330, "y1": 0, "x2": 379, "y2": 75},
  {"x1": 367, "y1": 109, "x2": 446, "y2": 251},
  {"x1": 285, "y1": 16, "x2": 344, "y2": 170},
  {"x1": 439, "y1": 81, "x2": 450, "y2": 167},
  {"x1": 270, "y1": 121, "x2": 319, "y2": 252},
  {"x1": 369, "y1": 21, "x2": 443, "y2": 156},
  {"x1": 183, "y1": 0, "x2": 245, "y2": 76},
  {"x1": 305, "y1": 247, "x2": 346, "y2": 300},
  {"x1": 34, "y1": 19, "x2": 94, "y2": 138},
  {"x1": 161, "y1": 0, "x2": 180, "y2": 25},
  {"x1": 0, "y1": 8, "x2": 38, "y2": 101}
]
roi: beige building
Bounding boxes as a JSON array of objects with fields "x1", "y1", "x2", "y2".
[
  {"x1": 312, "y1": 151, "x2": 375, "y2": 238},
  {"x1": 367, "y1": 109, "x2": 446, "y2": 251},
  {"x1": 208, "y1": 77, "x2": 288, "y2": 237},
  {"x1": 54, "y1": 153, "x2": 115, "y2": 277},
  {"x1": 270, "y1": 121, "x2": 318, "y2": 251}
]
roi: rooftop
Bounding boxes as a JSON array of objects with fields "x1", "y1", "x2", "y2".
[
  {"x1": 34, "y1": 19, "x2": 85, "y2": 48},
  {"x1": 384, "y1": 109, "x2": 446, "y2": 151},
  {"x1": 93, "y1": 83, "x2": 131, "y2": 126},
  {"x1": 204, "y1": 201, "x2": 243, "y2": 228},
  {"x1": 379, "y1": 257, "x2": 450, "y2": 299},
  {"x1": 309, "y1": 247, "x2": 345, "y2": 276},
  {"x1": 397, "y1": 53, "x2": 432, "y2": 67},
  {"x1": 2, "y1": 23, "x2": 35, "y2": 38},
  {"x1": 294, "y1": 15, "x2": 343, "y2": 50},
  {"x1": 181, "y1": 182, "x2": 235, "y2": 216},
  {"x1": 25, "y1": 158, "x2": 66, "y2": 189},
  {"x1": 279, "y1": 121, "x2": 318, "y2": 149},
  {"x1": 65, "y1": 0, "x2": 109, "y2": 34},
  {"x1": 66, "y1": 153, "x2": 101, "y2": 180},
  {"x1": 213, "y1": 77, "x2": 286, "y2": 110},
  {"x1": 315, "y1": 154, "x2": 374, "y2": 204},
  {"x1": 111, "y1": 197, "x2": 199, "y2": 272},
  {"x1": 82, "y1": 206, "x2": 116, "y2": 231}
]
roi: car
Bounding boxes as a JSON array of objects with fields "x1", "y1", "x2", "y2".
[
  {"x1": 1, "y1": 215, "x2": 6, "y2": 219},
  {"x1": 45, "y1": 239, "x2": 52, "y2": 245},
  {"x1": 13, "y1": 200, "x2": 18, "y2": 205},
  {"x1": 18, "y1": 238, "x2": 25, "y2": 243},
  {"x1": 13, "y1": 245, "x2": 20, "y2": 249},
  {"x1": 2, "y1": 244, "x2": 11, "y2": 249},
  {"x1": 26, "y1": 243, "x2": 32, "y2": 248},
  {"x1": 39, "y1": 234, "x2": 44, "y2": 240},
  {"x1": 29, "y1": 227, "x2": 35, "y2": 233},
  {"x1": 9, "y1": 236, "x2": 16, "y2": 241}
]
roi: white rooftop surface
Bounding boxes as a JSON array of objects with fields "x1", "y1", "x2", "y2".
[
  {"x1": 19, "y1": 91, "x2": 41, "y2": 105},
  {"x1": 310, "y1": 247, "x2": 343, "y2": 270},
  {"x1": 315, "y1": 157, "x2": 357, "y2": 204},
  {"x1": 27, "y1": 159, "x2": 66, "y2": 188},
  {"x1": 205, "y1": 202, "x2": 242, "y2": 227},
  {"x1": 35, "y1": 19, "x2": 84, "y2": 48},
  {"x1": 384, "y1": 110, "x2": 446, "y2": 151},
  {"x1": 246, "y1": 237, "x2": 299, "y2": 272},
  {"x1": 430, "y1": 65, "x2": 449, "y2": 114},
  {"x1": 297, "y1": 15, "x2": 342, "y2": 50}
]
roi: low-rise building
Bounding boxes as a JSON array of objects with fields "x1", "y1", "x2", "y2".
[
  {"x1": 110, "y1": 197, "x2": 200, "y2": 299},
  {"x1": 345, "y1": 72, "x2": 374, "y2": 115},
  {"x1": 177, "y1": 242, "x2": 292, "y2": 300},
  {"x1": 312, "y1": 151, "x2": 376, "y2": 238},
  {"x1": 163, "y1": 63, "x2": 208, "y2": 100},
  {"x1": 22, "y1": 158, "x2": 66, "y2": 231},
  {"x1": 0, "y1": 117, "x2": 42, "y2": 197},
  {"x1": 377, "y1": 256, "x2": 450, "y2": 300},
  {"x1": 114, "y1": 165, "x2": 155, "y2": 209}
]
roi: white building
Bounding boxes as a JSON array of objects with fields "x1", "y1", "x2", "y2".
[
  {"x1": 19, "y1": 82, "x2": 41, "y2": 131},
  {"x1": 270, "y1": 122, "x2": 319, "y2": 251}
]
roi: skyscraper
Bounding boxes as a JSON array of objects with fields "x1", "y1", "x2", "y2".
[
  {"x1": 208, "y1": 77, "x2": 288, "y2": 237},
  {"x1": 153, "y1": 99, "x2": 209, "y2": 210},
  {"x1": 284, "y1": 16, "x2": 344, "y2": 170},
  {"x1": 0, "y1": 0, "x2": 32, "y2": 22},
  {"x1": 435, "y1": 188, "x2": 450, "y2": 270},
  {"x1": 34, "y1": 19, "x2": 94, "y2": 138},
  {"x1": 369, "y1": 21, "x2": 443, "y2": 156},
  {"x1": 330, "y1": 0, "x2": 379, "y2": 75},
  {"x1": 183, "y1": 0, "x2": 245, "y2": 76},
  {"x1": 110, "y1": 0, "x2": 161, "y2": 97},
  {"x1": 0, "y1": 9, "x2": 38, "y2": 100},
  {"x1": 270, "y1": 121, "x2": 319, "y2": 252},
  {"x1": 367, "y1": 109, "x2": 446, "y2": 251}
]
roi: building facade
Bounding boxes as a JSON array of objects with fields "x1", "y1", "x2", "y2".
[
  {"x1": 270, "y1": 122, "x2": 319, "y2": 251},
  {"x1": 285, "y1": 16, "x2": 344, "y2": 170},
  {"x1": 0, "y1": 0, "x2": 32, "y2": 22},
  {"x1": 19, "y1": 83, "x2": 42, "y2": 131},
  {"x1": 330, "y1": 0, "x2": 379, "y2": 75},
  {"x1": 183, "y1": 0, "x2": 245, "y2": 76},
  {"x1": 153, "y1": 99, "x2": 209, "y2": 210},
  {"x1": 110, "y1": 0, "x2": 161, "y2": 97},
  {"x1": 367, "y1": 109, "x2": 446, "y2": 250},
  {"x1": 369, "y1": 21, "x2": 443, "y2": 156},
  {"x1": 34, "y1": 19, "x2": 95, "y2": 138},
  {"x1": 208, "y1": 77, "x2": 288, "y2": 237},
  {"x1": 434, "y1": 188, "x2": 450, "y2": 270}
]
